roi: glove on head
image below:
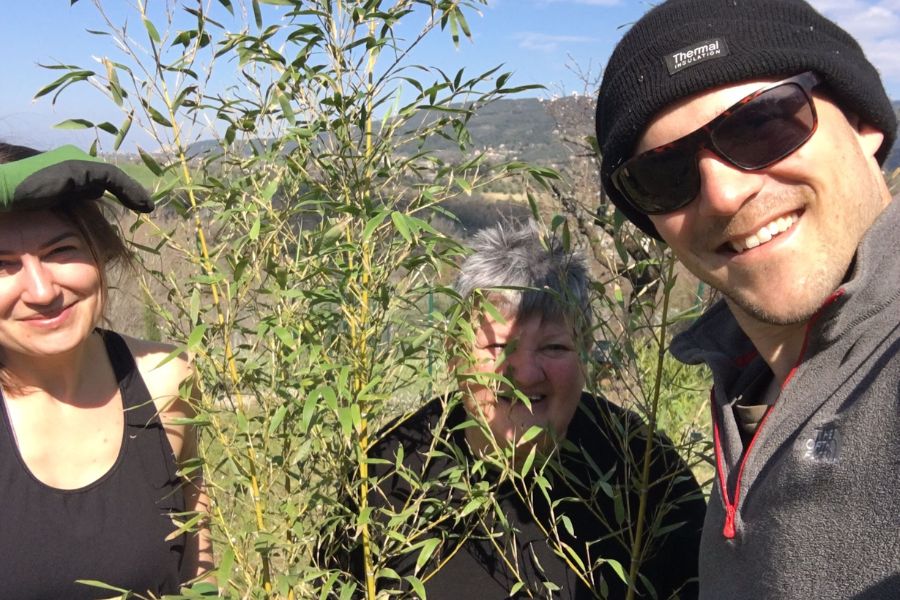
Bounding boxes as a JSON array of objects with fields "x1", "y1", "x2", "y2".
[{"x1": 0, "y1": 145, "x2": 154, "y2": 213}]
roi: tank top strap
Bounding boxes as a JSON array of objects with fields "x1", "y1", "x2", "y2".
[
  {"x1": 97, "y1": 329, "x2": 184, "y2": 509},
  {"x1": 98, "y1": 329, "x2": 158, "y2": 429}
]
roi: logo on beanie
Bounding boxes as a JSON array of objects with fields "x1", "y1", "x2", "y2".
[{"x1": 665, "y1": 38, "x2": 729, "y2": 75}]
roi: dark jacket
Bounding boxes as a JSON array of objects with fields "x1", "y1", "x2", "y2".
[
  {"x1": 350, "y1": 392, "x2": 705, "y2": 599},
  {"x1": 671, "y1": 198, "x2": 900, "y2": 599}
]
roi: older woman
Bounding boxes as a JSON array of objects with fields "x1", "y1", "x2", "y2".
[
  {"x1": 352, "y1": 222, "x2": 705, "y2": 599},
  {"x1": 0, "y1": 143, "x2": 212, "y2": 598}
]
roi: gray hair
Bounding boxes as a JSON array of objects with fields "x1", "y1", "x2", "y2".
[{"x1": 453, "y1": 221, "x2": 592, "y2": 330}]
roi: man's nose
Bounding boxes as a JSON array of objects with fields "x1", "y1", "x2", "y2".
[{"x1": 696, "y1": 150, "x2": 765, "y2": 216}]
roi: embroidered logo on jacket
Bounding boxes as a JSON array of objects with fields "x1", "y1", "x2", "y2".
[{"x1": 802, "y1": 423, "x2": 840, "y2": 463}]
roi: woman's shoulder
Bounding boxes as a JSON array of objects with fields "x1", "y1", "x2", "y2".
[
  {"x1": 113, "y1": 332, "x2": 195, "y2": 413},
  {"x1": 569, "y1": 392, "x2": 638, "y2": 440},
  {"x1": 112, "y1": 332, "x2": 199, "y2": 461},
  {"x1": 569, "y1": 393, "x2": 687, "y2": 467},
  {"x1": 372, "y1": 397, "x2": 453, "y2": 454}
]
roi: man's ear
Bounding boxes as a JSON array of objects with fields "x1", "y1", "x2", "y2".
[
  {"x1": 857, "y1": 122, "x2": 886, "y2": 160},
  {"x1": 846, "y1": 112, "x2": 886, "y2": 160}
]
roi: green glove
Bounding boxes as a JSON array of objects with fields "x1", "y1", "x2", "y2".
[{"x1": 0, "y1": 145, "x2": 154, "y2": 213}]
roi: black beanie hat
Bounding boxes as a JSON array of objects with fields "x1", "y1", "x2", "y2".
[{"x1": 595, "y1": 0, "x2": 897, "y2": 240}]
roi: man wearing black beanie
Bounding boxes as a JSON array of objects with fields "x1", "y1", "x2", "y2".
[{"x1": 595, "y1": 0, "x2": 898, "y2": 599}]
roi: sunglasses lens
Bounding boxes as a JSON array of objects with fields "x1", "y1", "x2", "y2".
[
  {"x1": 714, "y1": 83, "x2": 815, "y2": 169},
  {"x1": 615, "y1": 77, "x2": 818, "y2": 216},
  {"x1": 615, "y1": 149, "x2": 699, "y2": 214}
]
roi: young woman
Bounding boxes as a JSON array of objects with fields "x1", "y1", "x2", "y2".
[{"x1": 0, "y1": 143, "x2": 212, "y2": 598}]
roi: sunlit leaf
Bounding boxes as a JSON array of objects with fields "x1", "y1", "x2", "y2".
[
  {"x1": 143, "y1": 17, "x2": 161, "y2": 43},
  {"x1": 54, "y1": 119, "x2": 94, "y2": 130},
  {"x1": 137, "y1": 147, "x2": 163, "y2": 176},
  {"x1": 113, "y1": 114, "x2": 132, "y2": 151}
]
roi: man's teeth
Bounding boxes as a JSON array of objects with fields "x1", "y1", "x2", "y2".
[{"x1": 730, "y1": 213, "x2": 798, "y2": 253}]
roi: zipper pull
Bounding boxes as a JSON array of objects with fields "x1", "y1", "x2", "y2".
[{"x1": 723, "y1": 504, "x2": 736, "y2": 539}]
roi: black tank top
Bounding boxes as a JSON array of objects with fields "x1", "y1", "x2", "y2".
[{"x1": 0, "y1": 330, "x2": 185, "y2": 599}]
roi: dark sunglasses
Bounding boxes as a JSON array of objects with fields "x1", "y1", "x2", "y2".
[{"x1": 611, "y1": 71, "x2": 823, "y2": 215}]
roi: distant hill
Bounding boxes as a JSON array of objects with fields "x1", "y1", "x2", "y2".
[
  {"x1": 183, "y1": 96, "x2": 591, "y2": 166},
  {"x1": 404, "y1": 97, "x2": 575, "y2": 166}
]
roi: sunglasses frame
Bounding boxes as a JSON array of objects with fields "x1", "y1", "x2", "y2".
[{"x1": 611, "y1": 71, "x2": 824, "y2": 215}]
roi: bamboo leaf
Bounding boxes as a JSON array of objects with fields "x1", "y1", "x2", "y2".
[
  {"x1": 34, "y1": 69, "x2": 95, "y2": 100},
  {"x1": 97, "y1": 121, "x2": 118, "y2": 135},
  {"x1": 54, "y1": 119, "x2": 94, "y2": 130},
  {"x1": 362, "y1": 210, "x2": 391, "y2": 242},
  {"x1": 137, "y1": 147, "x2": 163, "y2": 176},
  {"x1": 143, "y1": 17, "x2": 161, "y2": 43},
  {"x1": 318, "y1": 572, "x2": 340, "y2": 600},
  {"x1": 187, "y1": 324, "x2": 207, "y2": 349},
  {"x1": 337, "y1": 406, "x2": 353, "y2": 438},
  {"x1": 74, "y1": 580, "x2": 130, "y2": 593},
  {"x1": 278, "y1": 92, "x2": 296, "y2": 125},
  {"x1": 165, "y1": 512, "x2": 203, "y2": 540},
  {"x1": 190, "y1": 288, "x2": 201, "y2": 324},
  {"x1": 249, "y1": 216, "x2": 261, "y2": 240},
  {"x1": 252, "y1": 0, "x2": 262, "y2": 28},
  {"x1": 147, "y1": 105, "x2": 173, "y2": 127},
  {"x1": 113, "y1": 114, "x2": 132, "y2": 151},
  {"x1": 605, "y1": 558, "x2": 628, "y2": 583},
  {"x1": 172, "y1": 85, "x2": 197, "y2": 111},
  {"x1": 459, "y1": 496, "x2": 488, "y2": 517},
  {"x1": 173, "y1": 30, "x2": 196, "y2": 48},
  {"x1": 216, "y1": 548, "x2": 235, "y2": 583},
  {"x1": 406, "y1": 576, "x2": 426, "y2": 599},
  {"x1": 391, "y1": 211, "x2": 412, "y2": 242},
  {"x1": 517, "y1": 426, "x2": 544, "y2": 445},
  {"x1": 447, "y1": 11, "x2": 460, "y2": 46},
  {"x1": 268, "y1": 405, "x2": 288, "y2": 435},
  {"x1": 414, "y1": 538, "x2": 440, "y2": 572},
  {"x1": 454, "y1": 9, "x2": 472, "y2": 39},
  {"x1": 559, "y1": 514, "x2": 575, "y2": 537},
  {"x1": 520, "y1": 444, "x2": 537, "y2": 476}
]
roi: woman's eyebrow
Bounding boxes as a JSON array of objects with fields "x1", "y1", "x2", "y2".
[
  {"x1": 0, "y1": 231, "x2": 80, "y2": 255},
  {"x1": 41, "y1": 232, "x2": 81, "y2": 248}
]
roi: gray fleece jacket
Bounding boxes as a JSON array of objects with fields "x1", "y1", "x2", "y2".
[{"x1": 671, "y1": 198, "x2": 900, "y2": 600}]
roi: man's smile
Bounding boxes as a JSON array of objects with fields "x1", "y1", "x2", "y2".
[{"x1": 727, "y1": 211, "x2": 800, "y2": 254}]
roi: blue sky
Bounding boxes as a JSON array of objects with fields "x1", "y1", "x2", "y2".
[{"x1": 1, "y1": 0, "x2": 897, "y2": 152}]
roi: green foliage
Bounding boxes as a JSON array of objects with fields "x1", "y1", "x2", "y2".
[
  {"x1": 142, "y1": 302, "x2": 163, "y2": 342},
  {"x1": 633, "y1": 342, "x2": 713, "y2": 487},
  {"x1": 42, "y1": 1, "x2": 712, "y2": 599}
]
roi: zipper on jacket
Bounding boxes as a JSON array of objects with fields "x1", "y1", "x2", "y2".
[
  {"x1": 712, "y1": 399, "x2": 773, "y2": 540},
  {"x1": 710, "y1": 289, "x2": 845, "y2": 540}
]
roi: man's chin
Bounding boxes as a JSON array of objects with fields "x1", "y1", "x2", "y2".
[{"x1": 725, "y1": 293, "x2": 830, "y2": 328}]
